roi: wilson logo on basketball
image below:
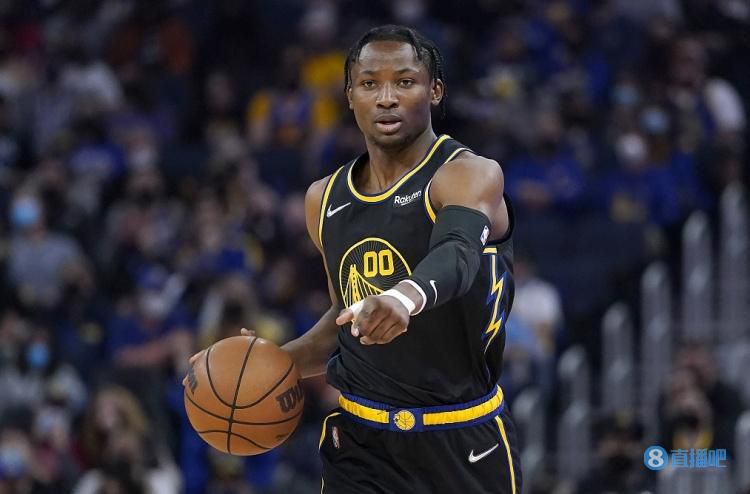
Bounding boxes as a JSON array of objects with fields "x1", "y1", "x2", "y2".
[
  {"x1": 276, "y1": 380, "x2": 304, "y2": 413},
  {"x1": 187, "y1": 364, "x2": 198, "y2": 394}
]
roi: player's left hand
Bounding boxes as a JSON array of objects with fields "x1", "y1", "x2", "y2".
[
  {"x1": 181, "y1": 328, "x2": 255, "y2": 387},
  {"x1": 336, "y1": 295, "x2": 409, "y2": 345}
]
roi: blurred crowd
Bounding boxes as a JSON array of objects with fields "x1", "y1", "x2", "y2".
[{"x1": 0, "y1": 0, "x2": 746, "y2": 493}]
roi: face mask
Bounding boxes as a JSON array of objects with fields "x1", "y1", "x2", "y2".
[
  {"x1": 612, "y1": 84, "x2": 640, "y2": 107},
  {"x1": 0, "y1": 445, "x2": 28, "y2": 478},
  {"x1": 673, "y1": 411, "x2": 701, "y2": 431},
  {"x1": 26, "y1": 342, "x2": 50, "y2": 370},
  {"x1": 133, "y1": 190, "x2": 157, "y2": 208},
  {"x1": 11, "y1": 198, "x2": 40, "y2": 229},
  {"x1": 128, "y1": 146, "x2": 158, "y2": 170},
  {"x1": 641, "y1": 107, "x2": 670, "y2": 135},
  {"x1": 139, "y1": 293, "x2": 170, "y2": 321},
  {"x1": 616, "y1": 133, "x2": 647, "y2": 165}
]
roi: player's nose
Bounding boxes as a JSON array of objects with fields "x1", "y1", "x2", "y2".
[{"x1": 376, "y1": 82, "x2": 398, "y2": 108}]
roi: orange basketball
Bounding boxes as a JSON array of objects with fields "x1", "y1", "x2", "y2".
[{"x1": 184, "y1": 336, "x2": 304, "y2": 455}]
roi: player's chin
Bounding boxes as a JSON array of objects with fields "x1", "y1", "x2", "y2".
[{"x1": 370, "y1": 129, "x2": 410, "y2": 148}]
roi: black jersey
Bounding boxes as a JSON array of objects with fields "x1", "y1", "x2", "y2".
[{"x1": 318, "y1": 134, "x2": 515, "y2": 407}]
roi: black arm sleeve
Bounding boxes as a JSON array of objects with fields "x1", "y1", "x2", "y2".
[{"x1": 407, "y1": 205, "x2": 490, "y2": 312}]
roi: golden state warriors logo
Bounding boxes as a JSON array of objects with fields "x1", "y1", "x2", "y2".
[
  {"x1": 393, "y1": 410, "x2": 416, "y2": 431},
  {"x1": 338, "y1": 237, "x2": 411, "y2": 307}
]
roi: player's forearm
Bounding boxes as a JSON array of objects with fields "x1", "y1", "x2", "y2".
[
  {"x1": 281, "y1": 305, "x2": 340, "y2": 379},
  {"x1": 400, "y1": 206, "x2": 488, "y2": 313}
]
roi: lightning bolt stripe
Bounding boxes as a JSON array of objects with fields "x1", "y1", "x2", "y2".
[{"x1": 483, "y1": 252, "x2": 507, "y2": 353}]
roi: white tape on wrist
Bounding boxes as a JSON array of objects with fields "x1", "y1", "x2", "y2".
[
  {"x1": 348, "y1": 300, "x2": 364, "y2": 321},
  {"x1": 380, "y1": 288, "x2": 417, "y2": 315},
  {"x1": 399, "y1": 280, "x2": 427, "y2": 315}
]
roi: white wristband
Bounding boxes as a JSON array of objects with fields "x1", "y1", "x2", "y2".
[
  {"x1": 399, "y1": 280, "x2": 427, "y2": 315},
  {"x1": 380, "y1": 288, "x2": 417, "y2": 315}
]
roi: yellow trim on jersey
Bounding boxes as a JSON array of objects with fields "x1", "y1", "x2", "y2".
[
  {"x1": 318, "y1": 412, "x2": 341, "y2": 449},
  {"x1": 495, "y1": 416, "x2": 517, "y2": 494},
  {"x1": 346, "y1": 134, "x2": 450, "y2": 202},
  {"x1": 318, "y1": 166, "x2": 345, "y2": 248},
  {"x1": 483, "y1": 247, "x2": 498, "y2": 254},
  {"x1": 423, "y1": 146, "x2": 469, "y2": 223},
  {"x1": 338, "y1": 386, "x2": 504, "y2": 428},
  {"x1": 424, "y1": 180, "x2": 437, "y2": 222},
  {"x1": 338, "y1": 237, "x2": 412, "y2": 305}
]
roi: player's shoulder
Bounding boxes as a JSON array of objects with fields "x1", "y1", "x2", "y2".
[
  {"x1": 305, "y1": 175, "x2": 331, "y2": 205},
  {"x1": 304, "y1": 174, "x2": 335, "y2": 228},
  {"x1": 305, "y1": 162, "x2": 350, "y2": 202},
  {"x1": 435, "y1": 151, "x2": 503, "y2": 182},
  {"x1": 450, "y1": 150, "x2": 501, "y2": 170},
  {"x1": 304, "y1": 176, "x2": 331, "y2": 251},
  {"x1": 305, "y1": 167, "x2": 348, "y2": 249}
]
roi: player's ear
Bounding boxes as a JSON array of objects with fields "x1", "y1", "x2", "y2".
[
  {"x1": 347, "y1": 86, "x2": 354, "y2": 110},
  {"x1": 431, "y1": 79, "x2": 444, "y2": 107}
]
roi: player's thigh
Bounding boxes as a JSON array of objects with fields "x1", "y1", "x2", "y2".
[
  {"x1": 420, "y1": 412, "x2": 522, "y2": 494},
  {"x1": 319, "y1": 411, "x2": 411, "y2": 494}
]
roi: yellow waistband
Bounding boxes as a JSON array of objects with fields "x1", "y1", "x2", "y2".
[{"x1": 338, "y1": 386, "x2": 504, "y2": 431}]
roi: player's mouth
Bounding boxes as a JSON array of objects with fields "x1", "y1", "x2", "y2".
[{"x1": 374, "y1": 115, "x2": 403, "y2": 134}]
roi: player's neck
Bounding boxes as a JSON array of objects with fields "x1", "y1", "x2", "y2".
[{"x1": 363, "y1": 129, "x2": 437, "y2": 192}]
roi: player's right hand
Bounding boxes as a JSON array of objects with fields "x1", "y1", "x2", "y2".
[
  {"x1": 182, "y1": 328, "x2": 256, "y2": 387},
  {"x1": 336, "y1": 295, "x2": 409, "y2": 345}
]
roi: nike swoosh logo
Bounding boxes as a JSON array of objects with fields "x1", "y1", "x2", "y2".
[
  {"x1": 429, "y1": 280, "x2": 438, "y2": 304},
  {"x1": 326, "y1": 202, "x2": 351, "y2": 218},
  {"x1": 468, "y1": 444, "x2": 499, "y2": 463}
]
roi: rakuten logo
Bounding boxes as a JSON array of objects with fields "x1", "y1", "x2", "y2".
[{"x1": 394, "y1": 190, "x2": 422, "y2": 207}]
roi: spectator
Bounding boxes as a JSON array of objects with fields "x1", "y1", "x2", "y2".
[
  {"x1": 659, "y1": 367, "x2": 716, "y2": 451},
  {"x1": 105, "y1": 265, "x2": 193, "y2": 375},
  {"x1": 0, "y1": 428, "x2": 35, "y2": 494},
  {"x1": 7, "y1": 192, "x2": 83, "y2": 311},
  {"x1": 578, "y1": 415, "x2": 653, "y2": 494},
  {"x1": 0, "y1": 319, "x2": 87, "y2": 423},
  {"x1": 0, "y1": 3, "x2": 742, "y2": 492},
  {"x1": 0, "y1": 95, "x2": 22, "y2": 180},
  {"x1": 76, "y1": 386, "x2": 180, "y2": 494},
  {"x1": 672, "y1": 343, "x2": 745, "y2": 451},
  {"x1": 597, "y1": 132, "x2": 681, "y2": 226},
  {"x1": 668, "y1": 36, "x2": 746, "y2": 143},
  {"x1": 505, "y1": 110, "x2": 586, "y2": 214},
  {"x1": 503, "y1": 255, "x2": 563, "y2": 401},
  {"x1": 30, "y1": 403, "x2": 80, "y2": 493}
]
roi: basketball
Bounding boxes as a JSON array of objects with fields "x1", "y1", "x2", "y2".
[{"x1": 184, "y1": 336, "x2": 304, "y2": 455}]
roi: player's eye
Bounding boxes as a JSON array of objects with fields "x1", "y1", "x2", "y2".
[
  {"x1": 398, "y1": 79, "x2": 415, "y2": 88},
  {"x1": 362, "y1": 80, "x2": 376, "y2": 88}
]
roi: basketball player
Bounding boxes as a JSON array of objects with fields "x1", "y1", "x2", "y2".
[{"x1": 190, "y1": 25, "x2": 521, "y2": 493}]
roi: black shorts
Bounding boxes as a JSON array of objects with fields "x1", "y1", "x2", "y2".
[{"x1": 319, "y1": 405, "x2": 522, "y2": 494}]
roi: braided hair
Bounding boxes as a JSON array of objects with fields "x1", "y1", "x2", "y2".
[{"x1": 344, "y1": 25, "x2": 447, "y2": 119}]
